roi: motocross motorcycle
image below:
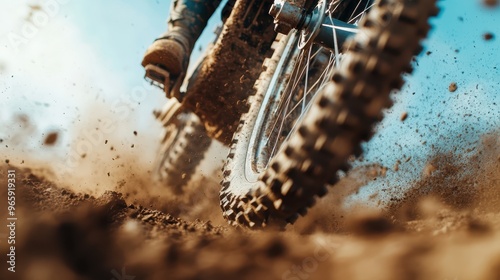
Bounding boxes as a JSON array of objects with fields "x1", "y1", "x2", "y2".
[{"x1": 145, "y1": 0, "x2": 439, "y2": 228}]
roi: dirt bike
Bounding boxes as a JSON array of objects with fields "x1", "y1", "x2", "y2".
[{"x1": 145, "y1": 0, "x2": 439, "y2": 228}]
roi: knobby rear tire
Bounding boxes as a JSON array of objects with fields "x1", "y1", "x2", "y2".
[{"x1": 156, "y1": 106, "x2": 212, "y2": 193}]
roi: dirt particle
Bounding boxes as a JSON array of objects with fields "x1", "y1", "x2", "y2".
[
  {"x1": 44, "y1": 132, "x2": 58, "y2": 145},
  {"x1": 449, "y1": 82, "x2": 458, "y2": 92},
  {"x1": 381, "y1": 167, "x2": 388, "y2": 177},
  {"x1": 483, "y1": 0, "x2": 498, "y2": 7},
  {"x1": 105, "y1": 140, "x2": 108, "y2": 144},
  {"x1": 483, "y1": 32, "x2": 495, "y2": 41},
  {"x1": 426, "y1": 51, "x2": 432, "y2": 56},
  {"x1": 107, "y1": 172, "x2": 110, "y2": 177},
  {"x1": 394, "y1": 160, "x2": 400, "y2": 171},
  {"x1": 131, "y1": 144, "x2": 134, "y2": 148},
  {"x1": 423, "y1": 163, "x2": 437, "y2": 177},
  {"x1": 133, "y1": 131, "x2": 138, "y2": 136},
  {"x1": 400, "y1": 112, "x2": 408, "y2": 121},
  {"x1": 81, "y1": 153, "x2": 87, "y2": 159},
  {"x1": 5, "y1": 159, "x2": 10, "y2": 164},
  {"x1": 468, "y1": 219, "x2": 491, "y2": 234},
  {"x1": 348, "y1": 213, "x2": 397, "y2": 236},
  {"x1": 265, "y1": 238, "x2": 286, "y2": 258}
]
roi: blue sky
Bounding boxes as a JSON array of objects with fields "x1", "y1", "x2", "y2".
[
  {"x1": 351, "y1": 0, "x2": 500, "y2": 203},
  {"x1": 365, "y1": 0, "x2": 500, "y2": 161},
  {"x1": 0, "y1": 0, "x2": 498, "y2": 196}
]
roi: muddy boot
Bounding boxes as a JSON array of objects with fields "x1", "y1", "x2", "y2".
[{"x1": 142, "y1": 0, "x2": 222, "y2": 100}]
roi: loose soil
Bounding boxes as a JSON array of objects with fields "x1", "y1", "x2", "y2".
[{"x1": 1, "y1": 133, "x2": 499, "y2": 280}]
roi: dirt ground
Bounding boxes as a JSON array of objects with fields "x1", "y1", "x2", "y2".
[{"x1": 0, "y1": 131, "x2": 499, "y2": 280}]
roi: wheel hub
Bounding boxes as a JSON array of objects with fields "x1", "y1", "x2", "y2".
[{"x1": 269, "y1": 0, "x2": 358, "y2": 50}]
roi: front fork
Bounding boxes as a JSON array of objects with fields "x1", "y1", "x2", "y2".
[{"x1": 269, "y1": 0, "x2": 358, "y2": 50}]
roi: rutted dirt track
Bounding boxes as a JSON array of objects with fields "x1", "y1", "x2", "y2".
[{"x1": 1, "y1": 133, "x2": 500, "y2": 280}]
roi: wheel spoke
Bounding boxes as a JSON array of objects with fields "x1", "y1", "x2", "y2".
[
  {"x1": 348, "y1": 2, "x2": 374, "y2": 24},
  {"x1": 252, "y1": 0, "x2": 373, "y2": 172},
  {"x1": 321, "y1": 24, "x2": 359, "y2": 34}
]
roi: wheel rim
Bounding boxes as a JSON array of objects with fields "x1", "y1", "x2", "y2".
[{"x1": 244, "y1": 0, "x2": 374, "y2": 182}]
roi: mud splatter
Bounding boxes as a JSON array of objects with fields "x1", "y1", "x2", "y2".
[{"x1": 43, "y1": 132, "x2": 59, "y2": 145}]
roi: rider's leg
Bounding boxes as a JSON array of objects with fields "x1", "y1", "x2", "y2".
[{"x1": 142, "y1": 0, "x2": 222, "y2": 76}]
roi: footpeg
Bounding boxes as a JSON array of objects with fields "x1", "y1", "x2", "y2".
[{"x1": 144, "y1": 64, "x2": 171, "y2": 91}]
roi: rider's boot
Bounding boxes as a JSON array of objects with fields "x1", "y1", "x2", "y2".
[{"x1": 142, "y1": 0, "x2": 221, "y2": 98}]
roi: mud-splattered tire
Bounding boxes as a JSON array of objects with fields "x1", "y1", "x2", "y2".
[
  {"x1": 220, "y1": 0, "x2": 439, "y2": 228},
  {"x1": 155, "y1": 101, "x2": 212, "y2": 193}
]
